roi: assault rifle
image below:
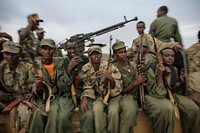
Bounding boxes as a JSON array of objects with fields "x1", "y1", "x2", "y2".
[
  {"x1": 57, "y1": 16, "x2": 138, "y2": 48},
  {"x1": 137, "y1": 34, "x2": 145, "y2": 109},
  {"x1": 103, "y1": 35, "x2": 113, "y2": 105}
]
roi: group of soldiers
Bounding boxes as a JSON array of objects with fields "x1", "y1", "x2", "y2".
[{"x1": 0, "y1": 5, "x2": 200, "y2": 133}]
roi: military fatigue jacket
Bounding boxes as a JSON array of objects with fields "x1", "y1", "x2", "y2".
[
  {"x1": 81, "y1": 61, "x2": 122, "y2": 99},
  {"x1": 19, "y1": 28, "x2": 40, "y2": 57},
  {"x1": 186, "y1": 43, "x2": 200, "y2": 93},
  {"x1": 0, "y1": 61, "x2": 31, "y2": 94},
  {"x1": 132, "y1": 33, "x2": 177, "y2": 53},
  {"x1": 114, "y1": 61, "x2": 138, "y2": 98},
  {"x1": 64, "y1": 55, "x2": 89, "y2": 98},
  {"x1": 28, "y1": 58, "x2": 70, "y2": 96},
  {"x1": 186, "y1": 43, "x2": 200, "y2": 73},
  {"x1": 146, "y1": 62, "x2": 180, "y2": 98},
  {"x1": 149, "y1": 15, "x2": 182, "y2": 44}
]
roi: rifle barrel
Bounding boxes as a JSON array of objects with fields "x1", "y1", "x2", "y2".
[{"x1": 65, "y1": 16, "x2": 138, "y2": 43}]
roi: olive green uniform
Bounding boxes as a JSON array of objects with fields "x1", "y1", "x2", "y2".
[
  {"x1": 144, "y1": 62, "x2": 175, "y2": 133},
  {"x1": 63, "y1": 54, "x2": 89, "y2": 104},
  {"x1": 80, "y1": 61, "x2": 122, "y2": 133},
  {"x1": 170, "y1": 64, "x2": 199, "y2": 133},
  {"x1": 149, "y1": 15, "x2": 182, "y2": 44},
  {"x1": 145, "y1": 62, "x2": 199, "y2": 133},
  {"x1": 0, "y1": 61, "x2": 31, "y2": 133},
  {"x1": 28, "y1": 58, "x2": 73, "y2": 133},
  {"x1": 107, "y1": 62, "x2": 139, "y2": 133}
]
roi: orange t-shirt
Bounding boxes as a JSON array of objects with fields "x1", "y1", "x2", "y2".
[{"x1": 43, "y1": 61, "x2": 55, "y2": 83}]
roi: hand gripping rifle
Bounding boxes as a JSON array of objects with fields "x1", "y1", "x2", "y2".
[
  {"x1": 151, "y1": 33, "x2": 180, "y2": 120},
  {"x1": 137, "y1": 34, "x2": 145, "y2": 109},
  {"x1": 29, "y1": 52, "x2": 55, "y2": 113},
  {"x1": 57, "y1": 16, "x2": 138, "y2": 48},
  {"x1": 70, "y1": 40, "x2": 84, "y2": 107},
  {"x1": 103, "y1": 35, "x2": 113, "y2": 105}
]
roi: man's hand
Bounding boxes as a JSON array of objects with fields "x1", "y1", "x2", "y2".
[
  {"x1": 157, "y1": 61, "x2": 166, "y2": 77},
  {"x1": 179, "y1": 68, "x2": 185, "y2": 83},
  {"x1": 34, "y1": 74, "x2": 43, "y2": 91},
  {"x1": 173, "y1": 42, "x2": 182, "y2": 52},
  {"x1": 97, "y1": 70, "x2": 113, "y2": 82},
  {"x1": 67, "y1": 56, "x2": 79, "y2": 74},
  {"x1": 134, "y1": 73, "x2": 146, "y2": 86},
  {"x1": 156, "y1": 61, "x2": 166, "y2": 85},
  {"x1": 80, "y1": 96, "x2": 89, "y2": 114}
]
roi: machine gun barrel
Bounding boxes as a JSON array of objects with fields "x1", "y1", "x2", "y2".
[{"x1": 56, "y1": 16, "x2": 138, "y2": 47}]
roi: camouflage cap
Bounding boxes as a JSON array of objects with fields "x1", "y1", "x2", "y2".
[
  {"x1": 112, "y1": 41, "x2": 127, "y2": 51},
  {"x1": 1, "y1": 41, "x2": 20, "y2": 54},
  {"x1": 27, "y1": 13, "x2": 43, "y2": 22},
  {"x1": 40, "y1": 39, "x2": 56, "y2": 48},
  {"x1": 88, "y1": 45, "x2": 102, "y2": 55}
]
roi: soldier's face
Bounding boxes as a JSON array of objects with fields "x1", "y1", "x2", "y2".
[
  {"x1": 3, "y1": 52, "x2": 20, "y2": 65},
  {"x1": 89, "y1": 51, "x2": 102, "y2": 64},
  {"x1": 114, "y1": 48, "x2": 127, "y2": 62},
  {"x1": 39, "y1": 46, "x2": 55, "y2": 58},
  {"x1": 162, "y1": 49, "x2": 175, "y2": 65},
  {"x1": 136, "y1": 23, "x2": 145, "y2": 35},
  {"x1": 66, "y1": 42, "x2": 78, "y2": 58},
  {"x1": 79, "y1": 43, "x2": 85, "y2": 53},
  {"x1": 37, "y1": 32, "x2": 44, "y2": 41}
]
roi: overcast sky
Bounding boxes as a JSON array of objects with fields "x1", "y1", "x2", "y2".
[{"x1": 0, "y1": 0, "x2": 199, "y2": 53}]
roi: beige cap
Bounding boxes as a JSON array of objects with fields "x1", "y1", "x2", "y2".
[
  {"x1": 1, "y1": 41, "x2": 20, "y2": 54},
  {"x1": 40, "y1": 39, "x2": 56, "y2": 48},
  {"x1": 88, "y1": 45, "x2": 102, "y2": 55},
  {"x1": 112, "y1": 41, "x2": 127, "y2": 51}
]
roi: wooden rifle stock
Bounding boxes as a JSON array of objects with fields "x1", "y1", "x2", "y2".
[
  {"x1": 71, "y1": 83, "x2": 77, "y2": 107},
  {"x1": 103, "y1": 35, "x2": 112, "y2": 105},
  {"x1": 2, "y1": 98, "x2": 21, "y2": 112}
]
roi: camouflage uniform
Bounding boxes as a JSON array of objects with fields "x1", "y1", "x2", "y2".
[
  {"x1": 18, "y1": 28, "x2": 40, "y2": 62},
  {"x1": 0, "y1": 41, "x2": 31, "y2": 133},
  {"x1": 80, "y1": 60, "x2": 122, "y2": 133},
  {"x1": 186, "y1": 43, "x2": 200, "y2": 107},
  {"x1": 27, "y1": 39, "x2": 73, "y2": 133},
  {"x1": 132, "y1": 33, "x2": 178, "y2": 63}
]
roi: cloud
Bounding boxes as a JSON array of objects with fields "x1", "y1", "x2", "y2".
[{"x1": 0, "y1": 0, "x2": 200, "y2": 51}]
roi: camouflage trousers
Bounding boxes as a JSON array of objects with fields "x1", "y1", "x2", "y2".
[{"x1": 0, "y1": 103, "x2": 32, "y2": 133}]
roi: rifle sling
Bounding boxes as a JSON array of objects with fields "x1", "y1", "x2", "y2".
[
  {"x1": 163, "y1": 77, "x2": 180, "y2": 120},
  {"x1": 71, "y1": 83, "x2": 77, "y2": 107}
]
